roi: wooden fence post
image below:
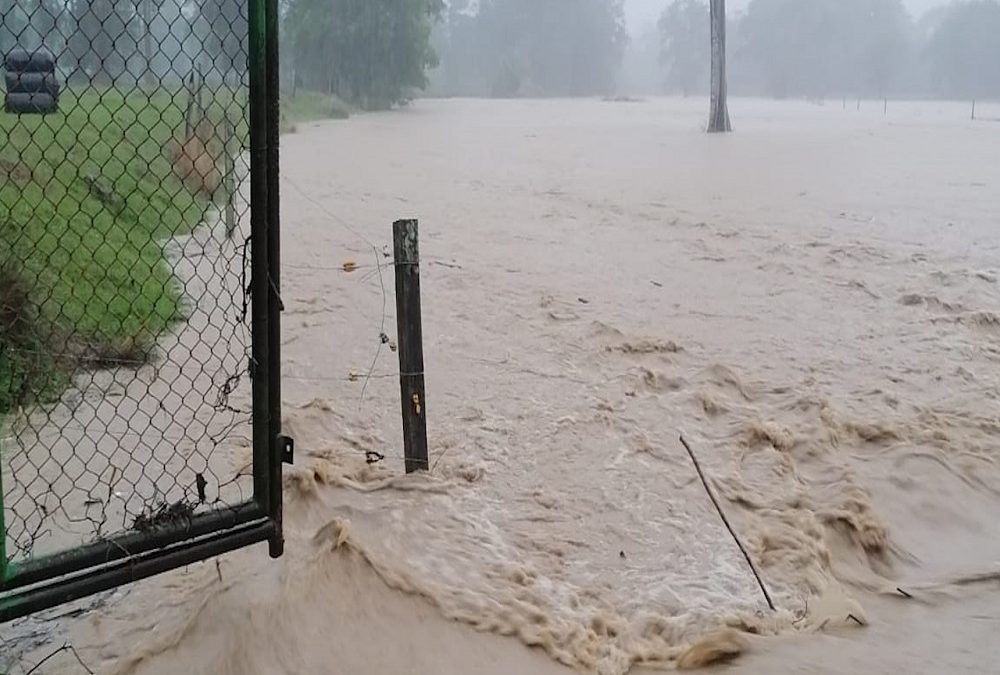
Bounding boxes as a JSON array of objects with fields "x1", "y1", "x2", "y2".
[
  {"x1": 393, "y1": 219, "x2": 429, "y2": 473},
  {"x1": 196, "y1": 66, "x2": 206, "y2": 120},
  {"x1": 224, "y1": 116, "x2": 237, "y2": 239},
  {"x1": 184, "y1": 72, "x2": 196, "y2": 138}
]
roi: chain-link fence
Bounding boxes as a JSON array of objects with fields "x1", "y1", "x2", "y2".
[{"x1": 1, "y1": 0, "x2": 284, "y2": 621}]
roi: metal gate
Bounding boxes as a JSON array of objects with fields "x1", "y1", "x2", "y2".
[{"x1": 0, "y1": 0, "x2": 286, "y2": 622}]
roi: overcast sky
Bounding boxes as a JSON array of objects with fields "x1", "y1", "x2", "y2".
[{"x1": 625, "y1": 0, "x2": 952, "y2": 29}]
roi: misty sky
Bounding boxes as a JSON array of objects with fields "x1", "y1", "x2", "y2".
[{"x1": 625, "y1": 0, "x2": 952, "y2": 29}]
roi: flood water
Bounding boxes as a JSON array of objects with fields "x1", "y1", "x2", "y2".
[{"x1": 5, "y1": 96, "x2": 1000, "y2": 674}]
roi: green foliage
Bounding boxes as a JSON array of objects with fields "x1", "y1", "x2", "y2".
[
  {"x1": 280, "y1": 90, "x2": 352, "y2": 133},
  {"x1": 283, "y1": 0, "x2": 444, "y2": 109},
  {"x1": 0, "y1": 86, "x2": 216, "y2": 412}
]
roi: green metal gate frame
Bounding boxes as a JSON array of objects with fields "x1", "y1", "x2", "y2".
[{"x1": 0, "y1": 0, "x2": 288, "y2": 623}]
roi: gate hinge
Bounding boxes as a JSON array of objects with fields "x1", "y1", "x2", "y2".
[{"x1": 278, "y1": 435, "x2": 294, "y2": 465}]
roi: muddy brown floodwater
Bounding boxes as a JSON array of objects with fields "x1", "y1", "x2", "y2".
[{"x1": 6, "y1": 97, "x2": 1000, "y2": 674}]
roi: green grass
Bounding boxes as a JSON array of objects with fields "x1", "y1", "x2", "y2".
[
  {"x1": 0, "y1": 85, "x2": 243, "y2": 412},
  {"x1": 280, "y1": 90, "x2": 351, "y2": 133},
  {"x1": 0, "y1": 85, "x2": 348, "y2": 413}
]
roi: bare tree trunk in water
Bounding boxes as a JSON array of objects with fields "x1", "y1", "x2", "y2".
[{"x1": 708, "y1": 0, "x2": 731, "y2": 133}]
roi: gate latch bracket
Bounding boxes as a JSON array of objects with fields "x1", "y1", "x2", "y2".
[{"x1": 278, "y1": 435, "x2": 294, "y2": 465}]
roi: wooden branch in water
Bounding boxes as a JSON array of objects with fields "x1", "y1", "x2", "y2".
[{"x1": 679, "y1": 434, "x2": 776, "y2": 611}]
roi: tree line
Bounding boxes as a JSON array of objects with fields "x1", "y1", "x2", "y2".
[
  {"x1": 1, "y1": 0, "x2": 444, "y2": 108},
  {"x1": 284, "y1": 0, "x2": 628, "y2": 103},
  {"x1": 281, "y1": 0, "x2": 443, "y2": 109},
  {"x1": 5, "y1": 0, "x2": 997, "y2": 104},
  {"x1": 0, "y1": 0, "x2": 246, "y2": 84},
  {"x1": 2, "y1": 0, "x2": 627, "y2": 103},
  {"x1": 656, "y1": 0, "x2": 1000, "y2": 100},
  {"x1": 432, "y1": 0, "x2": 627, "y2": 97}
]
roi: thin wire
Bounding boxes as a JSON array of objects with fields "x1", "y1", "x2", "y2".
[
  {"x1": 280, "y1": 174, "x2": 377, "y2": 248},
  {"x1": 360, "y1": 245, "x2": 390, "y2": 406},
  {"x1": 286, "y1": 257, "x2": 458, "y2": 276},
  {"x1": 285, "y1": 261, "x2": 385, "y2": 274}
]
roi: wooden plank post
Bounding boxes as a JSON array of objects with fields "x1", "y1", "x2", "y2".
[
  {"x1": 196, "y1": 66, "x2": 206, "y2": 120},
  {"x1": 393, "y1": 219, "x2": 429, "y2": 473},
  {"x1": 224, "y1": 115, "x2": 237, "y2": 239},
  {"x1": 184, "y1": 71, "x2": 195, "y2": 139}
]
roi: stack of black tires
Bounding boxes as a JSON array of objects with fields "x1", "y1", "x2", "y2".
[{"x1": 3, "y1": 49, "x2": 60, "y2": 115}]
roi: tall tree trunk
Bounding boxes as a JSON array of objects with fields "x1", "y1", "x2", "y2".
[{"x1": 708, "y1": 0, "x2": 731, "y2": 133}]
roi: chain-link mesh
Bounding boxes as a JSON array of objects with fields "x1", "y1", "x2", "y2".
[{"x1": 1, "y1": 0, "x2": 257, "y2": 563}]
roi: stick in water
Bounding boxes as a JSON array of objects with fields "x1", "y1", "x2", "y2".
[{"x1": 679, "y1": 434, "x2": 776, "y2": 611}]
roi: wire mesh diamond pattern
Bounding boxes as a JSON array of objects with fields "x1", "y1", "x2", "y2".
[{"x1": 1, "y1": 0, "x2": 257, "y2": 564}]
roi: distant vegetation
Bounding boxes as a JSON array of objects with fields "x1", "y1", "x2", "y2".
[
  {"x1": 282, "y1": 0, "x2": 444, "y2": 109},
  {"x1": 432, "y1": 0, "x2": 628, "y2": 98},
  {"x1": 4, "y1": 0, "x2": 997, "y2": 106},
  {"x1": 280, "y1": 90, "x2": 352, "y2": 133},
  {"x1": 651, "y1": 0, "x2": 1000, "y2": 100},
  {"x1": 428, "y1": 0, "x2": 1000, "y2": 101}
]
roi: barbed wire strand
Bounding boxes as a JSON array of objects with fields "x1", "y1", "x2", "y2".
[
  {"x1": 280, "y1": 174, "x2": 378, "y2": 250},
  {"x1": 360, "y1": 244, "x2": 390, "y2": 406}
]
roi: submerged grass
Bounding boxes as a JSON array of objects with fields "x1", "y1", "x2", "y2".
[{"x1": 280, "y1": 90, "x2": 351, "y2": 133}]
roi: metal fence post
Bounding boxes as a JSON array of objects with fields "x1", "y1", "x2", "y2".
[
  {"x1": 248, "y1": 0, "x2": 273, "y2": 526},
  {"x1": 265, "y1": 0, "x2": 286, "y2": 559},
  {"x1": 1, "y1": 435, "x2": 7, "y2": 586}
]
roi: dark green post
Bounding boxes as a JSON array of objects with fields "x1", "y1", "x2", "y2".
[
  {"x1": 249, "y1": 0, "x2": 284, "y2": 558},
  {"x1": 1, "y1": 446, "x2": 6, "y2": 585},
  {"x1": 0, "y1": 420, "x2": 9, "y2": 588},
  {"x1": 248, "y1": 0, "x2": 273, "y2": 529},
  {"x1": 264, "y1": 0, "x2": 284, "y2": 558}
]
